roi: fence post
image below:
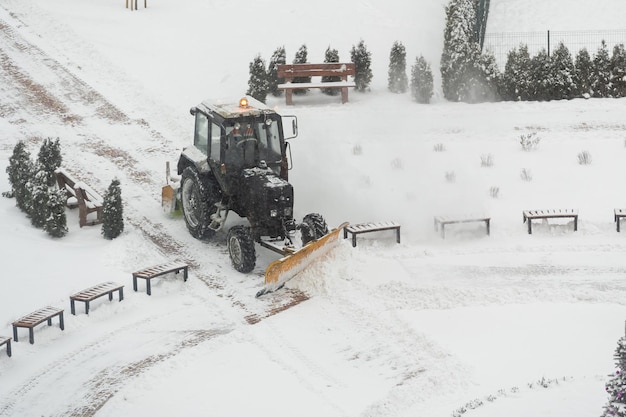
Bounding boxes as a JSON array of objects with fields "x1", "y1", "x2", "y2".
[{"x1": 547, "y1": 30, "x2": 550, "y2": 58}]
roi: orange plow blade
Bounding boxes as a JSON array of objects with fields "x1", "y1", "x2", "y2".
[{"x1": 256, "y1": 222, "x2": 349, "y2": 297}]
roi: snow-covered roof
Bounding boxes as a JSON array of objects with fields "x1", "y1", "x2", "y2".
[{"x1": 198, "y1": 96, "x2": 275, "y2": 119}]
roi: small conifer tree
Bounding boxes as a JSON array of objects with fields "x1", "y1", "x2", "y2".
[
  {"x1": 101, "y1": 179, "x2": 124, "y2": 239},
  {"x1": 410, "y1": 55, "x2": 434, "y2": 103},
  {"x1": 45, "y1": 188, "x2": 68, "y2": 238},
  {"x1": 610, "y1": 43, "x2": 626, "y2": 98},
  {"x1": 246, "y1": 54, "x2": 269, "y2": 103},
  {"x1": 592, "y1": 40, "x2": 612, "y2": 98},
  {"x1": 502, "y1": 44, "x2": 533, "y2": 101},
  {"x1": 321, "y1": 46, "x2": 341, "y2": 95},
  {"x1": 29, "y1": 167, "x2": 50, "y2": 229},
  {"x1": 267, "y1": 46, "x2": 286, "y2": 97},
  {"x1": 602, "y1": 336, "x2": 626, "y2": 417},
  {"x1": 5, "y1": 141, "x2": 34, "y2": 212},
  {"x1": 574, "y1": 48, "x2": 593, "y2": 97},
  {"x1": 37, "y1": 137, "x2": 62, "y2": 187},
  {"x1": 388, "y1": 41, "x2": 409, "y2": 93},
  {"x1": 529, "y1": 49, "x2": 551, "y2": 101},
  {"x1": 350, "y1": 39, "x2": 373, "y2": 92},
  {"x1": 292, "y1": 44, "x2": 311, "y2": 95}
]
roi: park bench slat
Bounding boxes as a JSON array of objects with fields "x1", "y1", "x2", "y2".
[
  {"x1": 343, "y1": 221, "x2": 401, "y2": 247},
  {"x1": 132, "y1": 261, "x2": 189, "y2": 295},
  {"x1": 522, "y1": 209, "x2": 578, "y2": 234},
  {"x1": 70, "y1": 281, "x2": 124, "y2": 315},
  {"x1": 277, "y1": 63, "x2": 356, "y2": 105},
  {"x1": 433, "y1": 215, "x2": 491, "y2": 239},
  {"x1": 12, "y1": 306, "x2": 65, "y2": 344}
]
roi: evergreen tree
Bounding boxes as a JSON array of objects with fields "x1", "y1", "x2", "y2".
[
  {"x1": 602, "y1": 337, "x2": 626, "y2": 417},
  {"x1": 410, "y1": 55, "x2": 434, "y2": 103},
  {"x1": 292, "y1": 44, "x2": 311, "y2": 95},
  {"x1": 440, "y1": 0, "x2": 499, "y2": 102},
  {"x1": 321, "y1": 46, "x2": 341, "y2": 96},
  {"x1": 574, "y1": 48, "x2": 593, "y2": 97},
  {"x1": 267, "y1": 46, "x2": 286, "y2": 97},
  {"x1": 350, "y1": 39, "x2": 373, "y2": 92},
  {"x1": 5, "y1": 141, "x2": 35, "y2": 212},
  {"x1": 101, "y1": 179, "x2": 124, "y2": 240},
  {"x1": 550, "y1": 42, "x2": 576, "y2": 100},
  {"x1": 610, "y1": 43, "x2": 626, "y2": 98},
  {"x1": 388, "y1": 41, "x2": 409, "y2": 93},
  {"x1": 592, "y1": 40, "x2": 612, "y2": 98},
  {"x1": 29, "y1": 167, "x2": 50, "y2": 229},
  {"x1": 37, "y1": 137, "x2": 62, "y2": 187},
  {"x1": 529, "y1": 49, "x2": 552, "y2": 101},
  {"x1": 45, "y1": 188, "x2": 68, "y2": 238},
  {"x1": 502, "y1": 44, "x2": 533, "y2": 101},
  {"x1": 246, "y1": 54, "x2": 269, "y2": 103}
]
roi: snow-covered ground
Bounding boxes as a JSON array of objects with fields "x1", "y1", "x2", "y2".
[{"x1": 1, "y1": 1, "x2": 626, "y2": 416}]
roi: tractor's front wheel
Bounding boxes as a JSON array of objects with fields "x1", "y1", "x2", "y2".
[
  {"x1": 300, "y1": 213, "x2": 329, "y2": 246},
  {"x1": 227, "y1": 225, "x2": 256, "y2": 273},
  {"x1": 181, "y1": 167, "x2": 217, "y2": 239}
]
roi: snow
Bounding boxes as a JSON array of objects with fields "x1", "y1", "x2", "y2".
[{"x1": 1, "y1": 1, "x2": 626, "y2": 416}]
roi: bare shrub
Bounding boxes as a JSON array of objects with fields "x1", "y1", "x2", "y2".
[
  {"x1": 489, "y1": 186, "x2": 500, "y2": 199},
  {"x1": 577, "y1": 150, "x2": 592, "y2": 165},
  {"x1": 433, "y1": 143, "x2": 446, "y2": 152},
  {"x1": 391, "y1": 158, "x2": 403, "y2": 170},
  {"x1": 520, "y1": 168, "x2": 533, "y2": 182},
  {"x1": 480, "y1": 153, "x2": 494, "y2": 167},
  {"x1": 445, "y1": 171, "x2": 456, "y2": 183},
  {"x1": 352, "y1": 144, "x2": 362, "y2": 155},
  {"x1": 520, "y1": 132, "x2": 541, "y2": 151}
]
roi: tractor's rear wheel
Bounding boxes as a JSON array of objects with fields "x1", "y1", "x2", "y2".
[
  {"x1": 300, "y1": 213, "x2": 329, "y2": 246},
  {"x1": 181, "y1": 167, "x2": 218, "y2": 239},
  {"x1": 227, "y1": 225, "x2": 256, "y2": 273}
]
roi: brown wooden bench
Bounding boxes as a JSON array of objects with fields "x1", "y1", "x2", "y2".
[
  {"x1": 523, "y1": 209, "x2": 578, "y2": 234},
  {"x1": 0, "y1": 336, "x2": 11, "y2": 357},
  {"x1": 615, "y1": 209, "x2": 626, "y2": 232},
  {"x1": 12, "y1": 306, "x2": 65, "y2": 344},
  {"x1": 434, "y1": 215, "x2": 491, "y2": 239},
  {"x1": 132, "y1": 261, "x2": 189, "y2": 295},
  {"x1": 343, "y1": 221, "x2": 401, "y2": 247},
  {"x1": 54, "y1": 168, "x2": 104, "y2": 227},
  {"x1": 277, "y1": 63, "x2": 356, "y2": 105},
  {"x1": 70, "y1": 281, "x2": 125, "y2": 315}
]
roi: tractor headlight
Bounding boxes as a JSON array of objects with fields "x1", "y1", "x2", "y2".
[
  {"x1": 270, "y1": 209, "x2": 278, "y2": 217},
  {"x1": 284, "y1": 207, "x2": 292, "y2": 217}
]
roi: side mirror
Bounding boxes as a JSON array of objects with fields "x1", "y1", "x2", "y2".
[
  {"x1": 283, "y1": 115, "x2": 298, "y2": 140},
  {"x1": 190, "y1": 107, "x2": 197, "y2": 116}
]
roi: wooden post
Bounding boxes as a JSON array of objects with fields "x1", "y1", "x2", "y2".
[
  {"x1": 145, "y1": 0, "x2": 147, "y2": 8},
  {"x1": 126, "y1": 0, "x2": 128, "y2": 8}
]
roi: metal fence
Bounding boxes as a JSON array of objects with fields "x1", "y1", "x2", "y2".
[{"x1": 483, "y1": 30, "x2": 626, "y2": 70}]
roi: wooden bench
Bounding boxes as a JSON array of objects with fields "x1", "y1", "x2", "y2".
[
  {"x1": 523, "y1": 209, "x2": 578, "y2": 234},
  {"x1": 277, "y1": 63, "x2": 356, "y2": 105},
  {"x1": 70, "y1": 281, "x2": 125, "y2": 315},
  {"x1": 615, "y1": 209, "x2": 626, "y2": 232},
  {"x1": 343, "y1": 221, "x2": 401, "y2": 247},
  {"x1": 434, "y1": 215, "x2": 491, "y2": 239},
  {"x1": 132, "y1": 261, "x2": 189, "y2": 295},
  {"x1": 12, "y1": 306, "x2": 64, "y2": 344},
  {"x1": 54, "y1": 168, "x2": 104, "y2": 227},
  {"x1": 0, "y1": 336, "x2": 11, "y2": 357}
]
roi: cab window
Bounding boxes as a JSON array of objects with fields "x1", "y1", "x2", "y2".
[
  {"x1": 210, "y1": 122, "x2": 221, "y2": 161},
  {"x1": 194, "y1": 113, "x2": 209, "y2": 155}
]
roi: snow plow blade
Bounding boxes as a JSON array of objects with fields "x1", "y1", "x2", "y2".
[{"x1": 256, "y1": 222, "x2": 349, "y2": 297}]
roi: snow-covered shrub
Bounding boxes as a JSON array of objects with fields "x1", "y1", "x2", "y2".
[
  {"x1": 350, "y1": 39, "x2": 373, "y2": 92},
  {"x1": 246, "y1": 54, "x2": 268, "y2": 103},
  {"x1": 101, "y1": 179, "x2": 124, "y2": 239},
  {"x1": 45, "y1": 188, "x2": 68, "y2": 238},
  {"x1": 550, "y1": 42, "x2": 577, "y2": 100},
  {"x1": 529, "y1": 49, "x2": 551, "y2": 101},
  {"x1": 433, "y1": 143, "x2": 446, "y2": 152},
  {"x1": 520, "y1": 168, "x2": 533, "y2": 182},
  {"x1": 410, "y1": 55, "x2": 434, "y2": 103},
  {"x1": 445, "y1": 171, "x2": 456, "y2": 183},
  {"x1": 321, "y1": 46, "x2": 341, "y2": 96},
  {"x1": 601, "y1": 337, "x2": 626, "y2": 417},
  {"x1": 577, "y1": 150, "x2": 592, "y2": 165},
  {"x1": 610, "y1": 43, "x2": 626, "y2": 98},
  {"x1": 388, "y1": 41, "x2": 408, "y2": 93},
  {"x1": 267, "y1": 46, "x2": 286, "y2": 97},
  {"x1": 480, "y1": 153, "x2": 494, "y2": 167},
  {"x1": 519, "y1": 132, "x2": 541, "y2": 151},
  {"x1": 29, "y1": 167, "x2": 51, "y2": 229}
]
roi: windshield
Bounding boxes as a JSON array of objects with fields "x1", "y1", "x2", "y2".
[{"x1": 223, "y1": 118, "x2": 282, "y2": 173}]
